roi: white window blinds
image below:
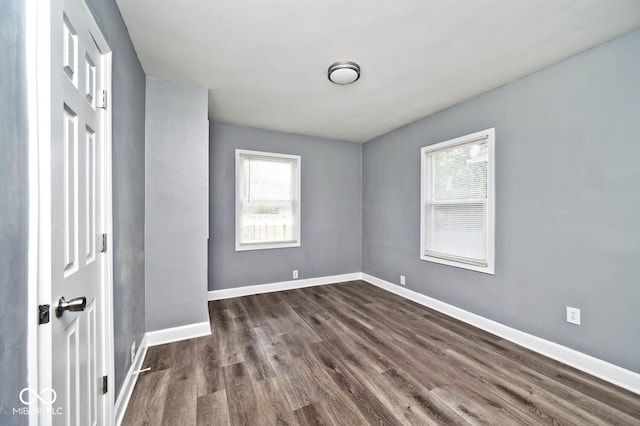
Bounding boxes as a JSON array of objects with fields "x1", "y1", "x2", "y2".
[{"x1": 421, "y1": 129, "x2": 495, "y2": 274}]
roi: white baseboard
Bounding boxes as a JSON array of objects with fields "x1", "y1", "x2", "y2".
[
  {"x1": 362, "y1": 273, "x2": 640, "y2": 395},
  {"x1": 208, "y1": 272, "x2": 363, "y2": 300},
  {"x1": 114, "y1": 321, "x2": 212, "y2": 424},
  {"x1": 145, "y1": 321, "x2": 212, "y2": 347},
  {"x1": 115, "y1": 334, "x2": 149, "y2": 426}
]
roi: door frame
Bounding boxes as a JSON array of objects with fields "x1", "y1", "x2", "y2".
[{"x1": 27, "y1": 0, "x2": 115, "y2": 424}]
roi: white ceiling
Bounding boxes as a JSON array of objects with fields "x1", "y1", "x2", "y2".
[{"x1": 116, "y1": 0, "x2": 640, "y2": 143}]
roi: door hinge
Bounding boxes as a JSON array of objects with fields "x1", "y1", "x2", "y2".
[
  {"x1": 38, "y1": 304, "x2": 50, "y2": 325},
  {"x1": 100, "y1": 233, "x2": 107, "y2": 253},
  {"x1": 102, "y1": 375, "x2": 108, "y2": 394},
  {"x1": 97, "y1": 90, "x2": 107, "y2": 109}
]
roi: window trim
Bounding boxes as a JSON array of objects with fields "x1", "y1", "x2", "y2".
[
  {"x1": 419, "y1": 128, "x2": 495, "y2": 274},
  {"x1": 235, "y1": 149, "x2": 301, "y2": 251}
]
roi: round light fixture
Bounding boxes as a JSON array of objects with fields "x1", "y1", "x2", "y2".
[{"x1": 328, "y1": 61, "x2": 360, "y2": 85}]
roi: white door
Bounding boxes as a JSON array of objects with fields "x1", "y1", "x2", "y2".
[{"x1": 51, "y1": 0, "x2": 109, "y2": 424}]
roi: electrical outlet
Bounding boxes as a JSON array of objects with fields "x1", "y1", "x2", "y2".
[
  {"x1": 400, "y1": 275, "x2": 406, "y2": 286},
  {"x1": 131, "y1": 341, "x2": 136, "y2": 363},
  {"x1": 293, "y1": 270, "x2": 298, "y2": 279},
  {"x1": 566, "y1": 307, "x2": 581, "y2": 325}
]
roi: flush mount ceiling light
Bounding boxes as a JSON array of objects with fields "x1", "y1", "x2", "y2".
[{"x1": 328, "y1": 61, "x2": 361, "y2": 85}]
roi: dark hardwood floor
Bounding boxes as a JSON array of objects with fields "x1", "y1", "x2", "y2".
[{"x1": 123, "y1": 280, "x2": 640, "y2": 425}]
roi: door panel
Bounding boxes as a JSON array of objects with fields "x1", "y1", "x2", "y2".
[
  {"x1": 64, "y1": 317, "x2": 80, "y2": 425},
  {"x1": 85, "y1": 127, "x2": 96, "y2": 264},
  {"x1": 62, "y1": 105, "x2": 78, "y2": 275},
  {"x1": 86, "y1": 300, "x2": 98, "y2": 426}
]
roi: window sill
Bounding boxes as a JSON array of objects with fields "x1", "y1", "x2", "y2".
[
  {"x1": 236, "y1": 241, "x2": 300, "y2": 252},
  {"x1": 420, "y1": 254, "x2": 494, "y2": 275}
]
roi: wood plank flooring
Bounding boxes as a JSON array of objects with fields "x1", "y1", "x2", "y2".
[{"x1": 123, "y1": 280, "x2": 640, "y2": 425}]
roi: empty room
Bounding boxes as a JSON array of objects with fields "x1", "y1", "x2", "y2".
[{"x1": 2, "y1": 0, "x2": 640, "y2": 425}]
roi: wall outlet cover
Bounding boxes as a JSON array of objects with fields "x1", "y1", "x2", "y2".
[
  {"x1": 566, "y1": 306, "x2": 581, "y2": 325},
  {"x1": 131, "y1": 341, "x2": 136, "y2": 363},
  {"x1": 400, "y1": 275, "x2": 406, "y2": 286},
  {"x1": 293, "y1": 270, "x2": 298, "y2": 279}
]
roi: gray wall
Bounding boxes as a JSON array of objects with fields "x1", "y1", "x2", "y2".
[
  {"x1": 363, "y1": 29, "x2": 640, "y2": 373},
  {"x1": 209, "y1": 123, "x2": 362, "y2": 290},
  {"x1": 85, "y1": 0, "x2": 146, "y2": 395},
  {"x1": 0, "y1": 0, "x2": 29, "y2": 423},
  {"x1": 145, "y1": 78, "x2": 210, "y2": 331}
]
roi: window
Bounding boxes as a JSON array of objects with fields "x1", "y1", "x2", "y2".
[
  {"x1": 235, "y1": 149, "x2": 301, "y2": 251},
  {"x1": 420, "y1": 128, "x2": 495, "y2": 274}
]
